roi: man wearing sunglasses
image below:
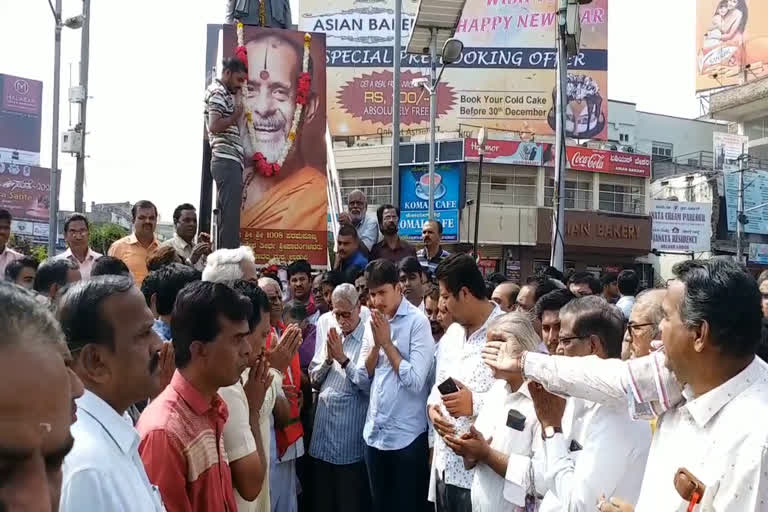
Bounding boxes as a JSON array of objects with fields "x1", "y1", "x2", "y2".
[{"x1": 528, "y1": 296, "x2": 651, "y2": 511}]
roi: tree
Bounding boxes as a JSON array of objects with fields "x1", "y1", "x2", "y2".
[
  {"x1": 89, "y1": 223, "x2": 129, "y2": 255},
  {"x1": 8, "y1": 235, "x2": 46, "y2": 262}
]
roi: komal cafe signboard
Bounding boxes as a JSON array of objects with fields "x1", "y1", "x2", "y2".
[{"x1": 399, "y1": 163, "x2": 464, "y2": 242}]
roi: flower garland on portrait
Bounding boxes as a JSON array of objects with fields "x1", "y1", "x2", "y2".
[{"x1": 235, "y1": 22, "x2": 312, "y2": 179}]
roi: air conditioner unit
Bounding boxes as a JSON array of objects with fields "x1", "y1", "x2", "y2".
[{"x1": 62, "y1": 130, "x2": 83, "y2": 154}]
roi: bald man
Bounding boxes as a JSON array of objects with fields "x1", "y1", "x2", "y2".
[{"x1": 491, "y1": 281, "x2": 521, "y2": 312}]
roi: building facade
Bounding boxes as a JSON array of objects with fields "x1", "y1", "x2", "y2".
[{"x1": 333, "y1": 100, "x2": 723, "y2": 285}]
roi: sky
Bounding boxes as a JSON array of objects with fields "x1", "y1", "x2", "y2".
[{"x1": 0, "y1": 0, "x2": 697, "y2": 222}]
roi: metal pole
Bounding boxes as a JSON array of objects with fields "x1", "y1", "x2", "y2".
[
  {"x1": 737, "y1": 163, "x2": 743, "y2": 263},
  {"x1": 473, "y1": 153, "x2": 484, "y2": 257},
  {"x1": 550, "y1": 2, "x2": 567, "y2": 271},
  {"x1": 48, "y1": 0, "x2": 62, "y2": 257},
  {"x1": 428, "y1": 28, "x2": 437, "y2": 220},
  {"x1": 391, "y1": 0, "x2": 401, "y2": 206},
  {"x1": 74, "y1": 0, "x2": 90, "y2": 213}
]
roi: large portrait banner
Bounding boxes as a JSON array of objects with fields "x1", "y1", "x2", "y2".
[{"x1": 223, "y1": 25, "x2": 328, "y2": 266}]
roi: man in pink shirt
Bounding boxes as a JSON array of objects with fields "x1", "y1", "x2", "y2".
[
  {"x1": 53, "y1": 214, "x2": 102, "y2": 279},
  {"x1": 0, "y1": 209, "x2": 22, "y2": 277},
  {"x1": 137, "y1": 280, "x2": 255, "y2": 512}
]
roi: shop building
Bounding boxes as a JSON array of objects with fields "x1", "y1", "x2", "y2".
[{"x1": 332, "y1": 100, "x2": 722, "y2": 284}]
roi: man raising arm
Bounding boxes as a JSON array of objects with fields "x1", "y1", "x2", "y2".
[{"x1": 483, "y1": 258, "x2": 768, "y2": 512}]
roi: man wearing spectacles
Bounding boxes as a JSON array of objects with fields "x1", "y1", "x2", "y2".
[
  {"x1": 622, "y1": 289, "x2": 665, "y2": 360},
  {"x1": 54, "y1": 214, "x2": 102, "y2": 280},
  {"x1": 528, "y1": 296, "x2": 651, "y2": 511},
  {"x1": 308, "y1": 283, "x2": 372, "y2": 512}
]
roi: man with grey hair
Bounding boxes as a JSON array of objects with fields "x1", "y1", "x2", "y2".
[
  {"x1": 0, "y1": 282, "x2": 82, "y2": 511},
  {"x1": 308, "y1": 283, "x2": 372, "y2": 512},
  {"x1": 202, "y1": 246, "x2": 259, "y2": 282},
  {"x1": 622, "y1": 288, "x2": 665, "y2": 360},
  {"x1": 445, "y1": 312, "x2": 542, "y2": 511},
  {"x1": 338, "y1": 189, "x2": 379, "y2": 252},
  {"x1": 514, "y1": 296, "x2": 651, "y2": 511}
]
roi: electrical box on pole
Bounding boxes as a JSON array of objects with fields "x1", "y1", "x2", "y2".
[
  {"x1": 62, "y1": 130, "x2": 83, "y2": 154},
  {"x1": 68, "y1": 85, "x2": 85, "y2": 103}
]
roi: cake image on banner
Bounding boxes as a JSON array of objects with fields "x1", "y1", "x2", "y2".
[{"x1": 546, "y1": 74, "x2": 605, "y2": 138}]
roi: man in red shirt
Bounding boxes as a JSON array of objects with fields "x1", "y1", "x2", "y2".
[{"x1": 137, "y1": 280, "x2": 254, "y2": 512}]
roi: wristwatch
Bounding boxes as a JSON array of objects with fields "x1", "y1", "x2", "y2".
[
  {"x1": 341, "y1": 358, "x2": 350, "y2": 369},
  {"x1": 543, "y1": 426, "x2": 563, "y2": 440}
]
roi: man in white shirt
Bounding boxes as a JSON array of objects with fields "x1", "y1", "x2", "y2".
[
  {"x1": 54, "y1": 214, "x2": 102, "y2": 279},
  {"x1": 57, "y1": 276, "x2": 166, "y2": 511},
  {"x1": 483, "y1": 257, "x2": 768, "y2": 512},
  {"x1": 443, "y1": 312, "x2": 543, "y2": 512},
  {"x1": 528, "y1": 296, "x2": 651, "y2": 511},
  {"x1": 160, "y1": 204, "x2": 211, "y2": 271},
  {"x1": 616, "y1": 269, "x2": 639, "y2": 320},
  {"x1": 427, "y1": 254, "x2": 505, "y2": 512}
]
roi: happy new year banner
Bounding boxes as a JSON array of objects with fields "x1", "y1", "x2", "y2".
[{"x1": 300, "y1": 0, "x2": 608, "y2": 139}]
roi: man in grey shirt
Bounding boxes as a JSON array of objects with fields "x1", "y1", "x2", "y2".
[{"x1": 204, "y1": 57, "x2": 247, "y2": 249}]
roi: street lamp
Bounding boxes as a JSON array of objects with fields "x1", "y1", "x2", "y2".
[
  {"x1": 473, "y1": 127, "x2": 486, "y2": 258},
  {"x1": 45, "y1": 0, "x2": 83, "y2": 256},
  {"x1": 414, "y1": 36, "x2": 464, "y2": 220}
]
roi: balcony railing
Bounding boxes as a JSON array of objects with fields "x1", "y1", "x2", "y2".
[{"x1": 652, "y1": 150, "x2": 768, "y2": 180}]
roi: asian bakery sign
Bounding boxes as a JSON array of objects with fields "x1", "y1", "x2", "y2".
[
  {"x1": 465, "y1": 139, "x2": 651, "y2": 178},
  {"x1": 537, "y1": 209, "x2": 651, "y2": 251}
]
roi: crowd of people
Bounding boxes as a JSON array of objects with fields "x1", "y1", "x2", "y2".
[{"x1": 2, "y1": 187, "x2": 768, "y2": 512}]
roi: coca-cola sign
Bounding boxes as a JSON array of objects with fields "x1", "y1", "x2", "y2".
[
  {"x1": 564, "y1": 146, "x2": 649, "y2": 177},
  {"x1": 467, "y1": 138, "x2": 651, "y2": 178},
  {"x1": 569, "y1": 150, "x2": 607, "y2": 171}
]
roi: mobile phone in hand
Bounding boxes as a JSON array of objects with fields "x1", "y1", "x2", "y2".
[{"x1": 438, "y1": 377, "x2": 459, "y2": 395}]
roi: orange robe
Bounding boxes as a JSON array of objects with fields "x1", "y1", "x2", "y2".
[{"x1": 241, "y1": 166, "x2": 327, "y2": 231}]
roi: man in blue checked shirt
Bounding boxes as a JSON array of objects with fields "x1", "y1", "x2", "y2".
[
  {"x1": 354, "y1": 259, "x2": 436, "y2": 512},
  {"x1": 308, "y1": 283, "x2": 371, "y2": 512}
]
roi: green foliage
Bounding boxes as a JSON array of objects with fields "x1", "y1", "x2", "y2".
[
  {"x1": 8, "y1": 234, "x2": 47, "y2": 262},
  {"x1": 30, "y1": 244, "x2": 48, "y2": 262},
  {"x1": 89, "y1": 223, "x2": 129, "y2": 255}
]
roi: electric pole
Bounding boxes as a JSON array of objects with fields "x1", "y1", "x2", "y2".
[
  {"x1": 550, "y1": 0, "x2": 570, "y2": 271},
  {"x1": 74, "y1": 0, "x2": 91, "y2": 213},
  {"x1": 391, "y1": 0, "x2": 401, "y2": 206},
  {"x1": 48, "y1": 0, "x2": 63, "y2": 257}
]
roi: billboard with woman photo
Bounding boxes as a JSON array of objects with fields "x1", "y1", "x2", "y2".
[{"x1": 696, "y1": 0, "x2": 768, "y2": 90}]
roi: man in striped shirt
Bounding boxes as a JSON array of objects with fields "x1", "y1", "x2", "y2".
[
  {"x1": 308, "y1": 283, "x2": 372, "y2": 512},
  {"x1": 204, "y1": 57, "x2": 247, "y2": 249}
]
